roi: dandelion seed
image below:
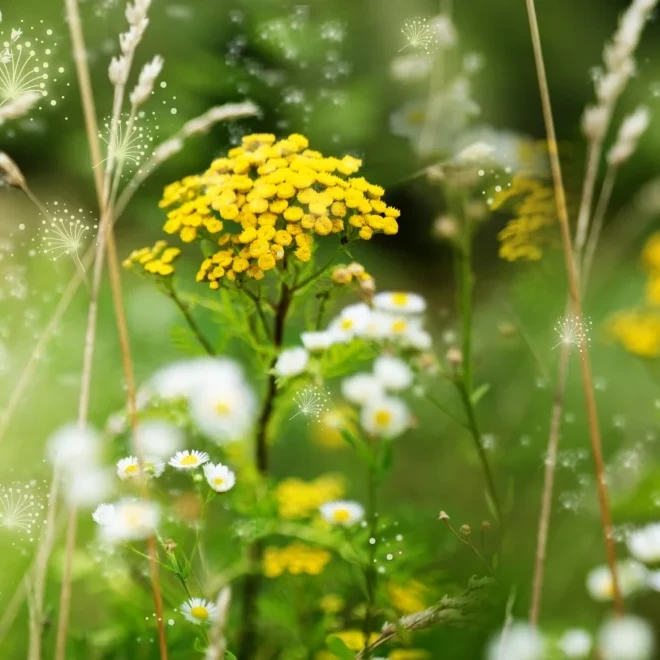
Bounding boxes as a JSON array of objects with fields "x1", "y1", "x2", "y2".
[
  {"x1": 553, "y1": 315, "x2": 592, "y2": 352},
  {"x1": 399, "y1": 18, "x2": 437, "y2": 54},
  {"x1": 38, "y1": 203, "x2": 96, "y2": 271},
  {"x1": 0, "y1": 482, "x2": 45, "y2": 542},
  {"x1": 98, "y1": 112, "x2": 156, "y2": 174},
  {"x1": 289, "y1": 385, "x2": 331, "y2": 421}
]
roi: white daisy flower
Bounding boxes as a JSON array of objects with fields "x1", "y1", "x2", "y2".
[
  {"x1": 627, "y1": 522, "x2": 660, "y2": 564},
  {"x1": 401, "y1": 327, "x2": 433, "y2": 351},
  {"x1": 487, "y1": 622, "x2": 544, "y2": 660},
  {"x1": 301, "y1": 330, "x2": 336, "y2": 352},
  {"x1": 65, "y1": 468, "x2": 113, "y2": 507},
  {"x1": 328, "y1": 303, "x2": 372, "y2": 341},
  {"x1": 373, "y1": 292, "x2": 426, "y2": 315},
  {"x1": 274, "y1": 347, "x2": 309, "y2": 378},
  {"x1": 190, "y1": 374, "x2": 257, "y2": 445},
  {"x1": 390, "y1": 54, "x2": 433, "y2": 82},
  {"x1": 559, "y1": 629, "x2": 593, "y2": 659},
  {"x1": 92, "y1": 503, "x2": 116, "y2": 526},
  {"x1": 373, "y1": 356, "x2": 414, "y2": 391},
  {"x1": 320, "y1": 500, "x2": 364, "y2": 526},
  {"x1": 203, "y1": 463, "x2": 236, "y2": 493},
  {"x1": 454, "y1": 140, "x2": 495, "y2": 165},
  {"x1": 360, "y1": 397, "x2": 410, "y2": 438},
  {"x1": 116, "y1": 456, "x2": 141, "y2": 480},
  {"x1": 136, "y1": 421, "x2": 184, "y2": 459},
  {"x1": 598, "y1": 616, "x2": 654, "y2": 660},
  {"x1": 143, "y1": 456, "x2": 166, "y2": 479},
  {"x1": 46, "y1": 423, "x2": 101, "y2": 468},
  {"x1": 586, "y1": 560, "x2": 648, "y2": 601},
  {"x1": 181, "y1": 597, "x2": 218, "y2": 625},
  {"x1": 101, "y1": 499, "x2": 160, "y2": 544},
  {"x1": 169, "y1": 450, "x2": 210, "y2": 470},
  {"x1": 341, "y1": 373, "x2": 385, "y2": 406}
]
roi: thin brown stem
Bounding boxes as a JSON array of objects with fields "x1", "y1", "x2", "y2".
[
  {"x1": 167, "y1": 288, "x2": 216, "y2": 355},
  {"x1": 524, "y1": 0, "x2": 623, "y2": 616}
]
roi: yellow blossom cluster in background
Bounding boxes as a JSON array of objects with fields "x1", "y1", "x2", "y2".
[
  {"x1": 263, "y1": 542, "x2": 331, "y2": 578},
  {"x1": 387, "y1": 580, "x2": 429, "y2": 614},
  {"x1": 492, "y1": 175, "x2": 556, "y2": 261},
  {"x1": 313, "y1": 407, "x2": 359, "y2": 450},
  {"x1": 275, "y1": 474, "x2": 345, "y2": 519},
  {"x1": 325, "y1": 630, "x2": 379, "y2": 652},
  {"x1": 609, "y1": 232, "x2": 660, "y2": 358},
  {"x1": 122, "y1": 240, "x2": 181, "y2": 277},
  {"x1": 157, "y1": 133, "x2": 400, "y2": 288}
]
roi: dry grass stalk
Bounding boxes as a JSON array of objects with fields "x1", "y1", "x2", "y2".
[{"x1": 524, "y1": 0, "x2": 624, "y2": 617}]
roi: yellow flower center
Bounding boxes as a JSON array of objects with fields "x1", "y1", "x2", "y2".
[
  {"x1": 408, "y1": 110, "x2": 426, "y2": 125},
  {"x1": 392, "y1": 320, "x2": 408, "y2": 333},
  {"x1": 213, "y1": 477, "x2": 225, "y2": 487},
  {"x1": 340, "y1": 318, "x2": 354, "y2": 330},
  {"x1": 124, "y1": 464, "x2": 139, "y2": 475},
  {"x1": 215, "y1": 401, "x2": 231, "y2": 414},
  {"x1": 332, "y1": 508, "x2": 350, "y2": 523},
  {"x1": 180, "y1": 454, "x2": 199, "y2": 467},
  {"x1": 391, "y1": 292, "x2": 409, "y2": 306},
  {"x1": 374, "y1": 410, "x2": 392, "y2": 427},
  {"x1": 191, "y1": 606, "x2": 209, "y2": 620}
]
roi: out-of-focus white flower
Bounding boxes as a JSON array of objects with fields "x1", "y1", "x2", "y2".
[
  {"x1": 189, "y1": 366, "x2": 257, "y2": 444},
  {"x1": 117, "y1": 456, "x2": 141, "y2": 480},
  {"x1": 586, "y1": 560, "x2": 648, "y2": 601},
  {"x1": 454, "y1": 141, "x2": 495, "y2": 165},
  {"x1": 390, "y1": 53, "x2": 433, "y2": 82},
  {"x1": 328, "y1": 303, "x2": 372, "y2": 341},
  {"x1": 65, "y1": 468, "x2": 113, "y2": 507},
  {"x1": 401, "y1": 327, "x2": 433, "y2": 351},
  {"x1": 181, "y1": 597, "x2": 218, "y2": 625},
  {"x1": 559, "y1": 629, "x2": 593, "y2": 658},
  {"x1": 598, "y1": 615, "x2": 655, "y2": 660},
  {"x1": 169, "y1": 450, "x2": 210, "y2": 470},
  {"x1": 92, "y1": 503, "x2": 116, "y2": 526},
  {"x1": 360, "y1": 396, "x2": 410, "y2": 438},
  {"x1": 320, "y1": 500, "x2": 365, "y2": 526},
  {"x1": 203, "y1": 463, "x2": 236, "y2": 493},
  {"x1": 487, "y1": 622, "x2": 544, "y2": 660},
  {"x1": 373, "y1": 356, "x2": 414, "y2": 391},
  {"x1": 274, "y1": 347, "x2": 309, "y2": 378},
  {"x1": 301, "y1": 331, "x2": 335, "y2": 352},
  {"x1": 341, "y1": 373, "x2": 385, "y2": 406},
  {"x1": 101, "y1": 499, "x2": 160, "y2": 544},
  {"x1": 373, "y1": 292, "x2": 426, "y2": 315},
  {"x1": 429, "y1": 14, "x2": 457, "y2": 48},
  {"x1": 646, "y1": 569, "x2": 660, "y2": 591},
  {"x1": 46, "y1": 423, "x2": 101, "y2": 468},
  {"x1": 136, "y1": 421, "x2": 184, "y2": 459},
  {"x1": 143, "y1": 456, "x2": 165, "y2": 478},
  {"x1": 627, "y1": 522, "x2": 660, "y2": 564}
]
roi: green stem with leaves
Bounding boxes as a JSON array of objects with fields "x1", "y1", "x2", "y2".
[
  {"x1": 362, "y1": 442, "x2": 379, "y2": 656},
  {"x1": 166, "y1": 285, "x2": 216, "y2": 356}
]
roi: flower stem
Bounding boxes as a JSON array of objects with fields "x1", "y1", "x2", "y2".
[
  {"x1": 524, "y1": 0, "x2": 623, "y2": 616},
  {"x1": 166, "y1": 286, "x2": 216, "y2": 356},
  {"x1": 362, "y1": 445, "x2": 379, "y2": 657}
]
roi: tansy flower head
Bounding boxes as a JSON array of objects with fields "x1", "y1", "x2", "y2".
[
  {"x1": 320, "y1": 500, "x2": 365, "y2": 526},
  {"x1": 181, "y1": 597, "x2": 218, "y2": 625},
  {"x1": 276, "y1": 475, "x2": 345, "y2": 519},
  {"x1": 168, "y1": 449, "x2": 210, "y2": 470},
  {"x1": 263, "y1": 542, "x2": 331, "y2": 578},
  {"x1": 203, "y1": 462, "x2": 236, "y2": 492},
  {"x1": 123, "y1": 240, "x2": 181, "y2": 277},
  {"x1": 158, "y1": 134, "x2": 400, "y2": 288}
]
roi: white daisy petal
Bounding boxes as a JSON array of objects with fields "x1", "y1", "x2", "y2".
[
  {"x1": 320, "y1": 500, "x2": 364, "y2": 526},
  {"x1": 168, "y1": 450, "x2": 210, "y2": 470},
  {"x1": 181, "y1": 597, "x2": 218, "y2": 625},
  {"x1": 203, "y1": 463, "x2": 236, "y2": 493}
]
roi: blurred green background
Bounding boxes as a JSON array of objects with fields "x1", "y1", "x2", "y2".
[{"x1": 2, "y1": 0, "x2": 660, "y2": 657}]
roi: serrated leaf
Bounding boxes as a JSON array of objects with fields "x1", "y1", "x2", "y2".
[
  {"x1": 169, "y1": 325, "x2": 208, "y2": 356},
  {"x1": 319, "y1": 339, "x2": 378, "y2": 379}
]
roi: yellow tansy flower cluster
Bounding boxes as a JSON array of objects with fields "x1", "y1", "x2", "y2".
[
  {"x1": 331, "y1": 261, "x2": 373, "y2": 285},
  {"x1": 492, "y1": 175, "x2": 556, "y2": 261},
  {"x1": 263, "y1": 542, "x2": 331, "y2": 578},
  {"x1": 275, "y1": 474, "x2": 345, "y2": 519},
  {"x1": 122, "y1": 240, "x2": 181, "y2": 277},
  {"x1": 158, "y1": 133, "x2": 400, "y2": 288},
  {"x1": 387, "y1": 580, "x2": 429, "y2": 614}
]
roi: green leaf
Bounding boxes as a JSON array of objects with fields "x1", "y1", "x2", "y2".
[
  {"x1": 170, "y1": 325, "x2": 208, "y2": 357},
  {"x1": 471, "y1": 382, "x2": 491, "y2": 405},
  {"x1": 225, "y1": 652, "x2": 238, "y2": 660},
  {"x1": 319, "y1": 339, "x2": 379, "y2": 379},
  {"x1": 326, "y1": 636, "x2": 355, "y2": 660},
  {"x1": 339, "y1": 428, "x2": 372, "y2": 464},
  {"x1": 375, "y1": 441, "x2": 394, "y2": 484}
]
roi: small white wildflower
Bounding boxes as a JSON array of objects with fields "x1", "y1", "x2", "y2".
[
  {"x1": 92, "y1": 503, "x2": 116, "y2": 526},
  {"x1": 429, "y1": 15, "x2": 457, "y2": 49},
  {"x1": 373, "y1": 356, "x2": 414, "y2": 391},
  {"x1": 390, "y1": 54, "x2": 433, "y2": 82},
  {"x1": 181, "y1": 597, "x2": 218, "y2": 625},
  {"x1": 487, "y1": 622, "x2": 544, "y2": 660},
  {"x1": 559, "y1": 629, "x2": 593, "y2": 658},
  {"x1": 46, "y1": 423, "x2": 101, "y2": 468},
  {"x1": 136, "y1": 421, "x2": 184, "y2": 459},
  {"x1": 598, "y1": 615, "x2": 655, "y2": 660},
  {"x1": 360, "y1": 396, "x2": 410, "y2": 438},
  {"x1": 627, "y1": 522, "x2": 660, "y2": 564},
  {"x1": 454, "y1": 141, "x2": 495, "y2": 165},
  {"x1": 169, "y1": 450, "x2": 210, "y2": 470},
  {"x1": 341, "y1": 373, "x2": 385, "y2": 406},
  {"x1": 301, "y1": 330, "x2": 335, "y2": 352},
  {"x1": 373, "y1": 292, "x2": 426, "y2": 315},
  {"x1": 142, "y1": 456, "x2": 165, "y2": 478},
  {"x1": 328, "y1": 303, "x2": 372, "y2": 341},
  {"x1": 116, "y1": 456, "x2": 141, "y2": 480},
  {"x1": 274, "y1": 347, "x2": 309, "y2": 378},
  {"x1": 320, "y1": 500, "x2": 364, "y2": 526},
  {"x1": 586, "y1": 560, "x2": 648, "y2": 601},
  {"x1": 101, "y1": 499, "x2": 159, "y2": 544},
  {"x1": 65, "y1": 468, "x2": 113, "y2": 507},
  {"x1": 203, "y1": 463, "x2": 236, "y2": 493}
]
